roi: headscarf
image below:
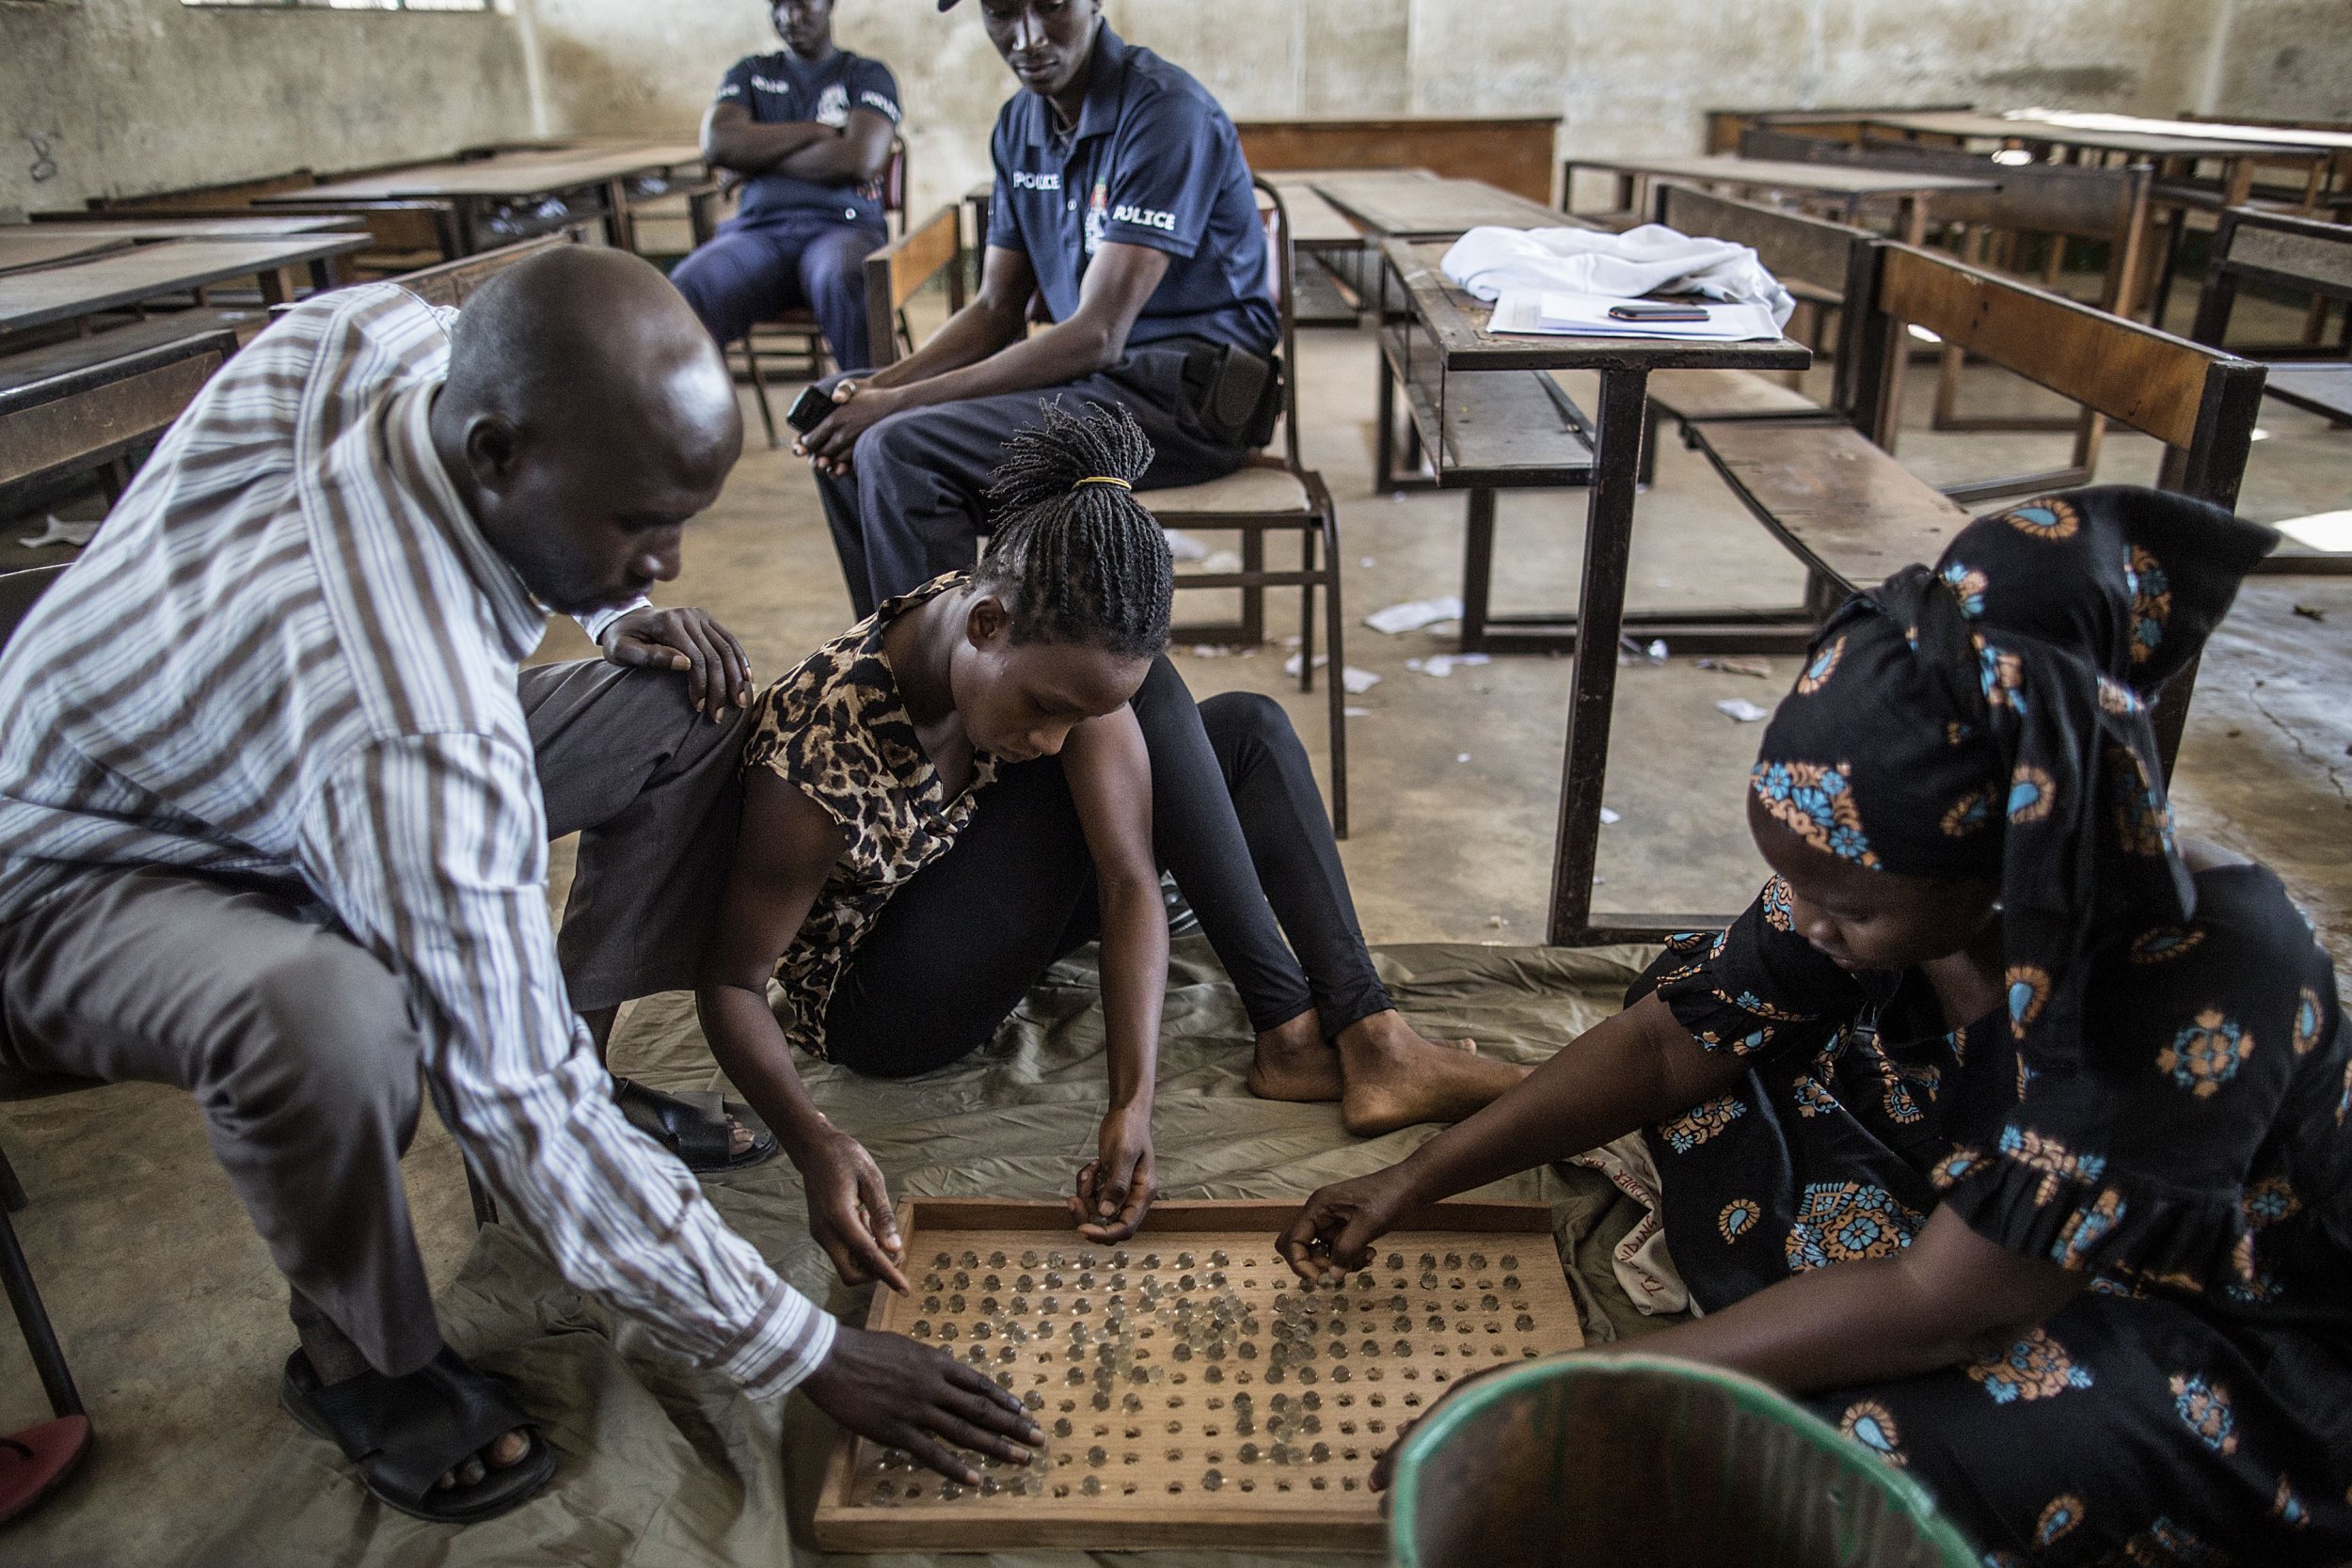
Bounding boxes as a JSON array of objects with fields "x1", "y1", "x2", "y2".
[{"x1": 1751, "y1": 486, "x2": 2277, "y2": 1062}]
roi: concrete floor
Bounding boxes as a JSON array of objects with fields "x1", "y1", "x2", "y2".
[{"x1": 2, "y1": 291, "x2": 2345, "y2": 1566}]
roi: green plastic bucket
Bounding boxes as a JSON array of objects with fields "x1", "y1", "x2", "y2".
[{"x1": 1388, "y1": 1354, "x2": 1980, "y2": 1568}]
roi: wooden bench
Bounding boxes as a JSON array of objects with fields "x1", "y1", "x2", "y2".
[
  {"x1": 1687, "y1": 243, "x2": 2266, "y2": 770},
  {"x1": 0, "y1": 317, "x2": 242, "y2": 522},
  {"x1": 2189, "y1": 206, "x2": 2352, "y2": 576},
  {"x1": 1644, "y1": 186, "x2": 1880, "y2": 483},
  {"x1": 1740, "y1": 127, "x2": 2155, "y2": 499},
  {"x1": 862, "y1": 204, "x2": 963, "y2": 372},
  {"x1": 389, "y1": 232, "x2": 580, "y2": 309},
  {"x1": 2190, "y1": 206, "x2": 2352, "y2": 422}
]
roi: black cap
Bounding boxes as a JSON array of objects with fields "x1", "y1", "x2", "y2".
[{"x1": 937, "y1": 0, "x2": 961, "y2": 8}]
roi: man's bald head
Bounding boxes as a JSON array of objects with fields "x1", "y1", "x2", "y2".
[
  {"x1": 429, "y1": 246, "x2": 745, "y2": 615},
  {"x1": 444, "y1": 245, "x2": 740, "y2": 475}
]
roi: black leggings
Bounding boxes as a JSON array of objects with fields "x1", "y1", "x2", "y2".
[{"x1": 821, "y1": 657, "x2": 1391, "y2": 1077}]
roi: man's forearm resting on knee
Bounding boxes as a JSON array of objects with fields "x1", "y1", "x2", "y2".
[{"x1": 861, "y1": 241, "x2": 1168, "y2": 406}]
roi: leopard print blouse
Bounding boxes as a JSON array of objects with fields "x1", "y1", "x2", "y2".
[{"x1": 741, "y1": 573, "x2": 999, "y2": 1058}]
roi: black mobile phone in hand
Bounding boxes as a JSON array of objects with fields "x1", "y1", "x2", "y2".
[
  {"x1": 787, "y1": 384, "x2": 838, "y2": 436},
  {"x1": 1608, "y1": 301, "x2": 1711, "y2": 322}
]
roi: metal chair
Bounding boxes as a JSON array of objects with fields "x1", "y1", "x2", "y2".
[{"x1": 1146, "y1": 177, "x2": 1352, "y2": 836}]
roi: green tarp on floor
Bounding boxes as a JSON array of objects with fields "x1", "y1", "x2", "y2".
[{"x1": 186, "y1": 940, "x2": 1676, "y2": 1567}]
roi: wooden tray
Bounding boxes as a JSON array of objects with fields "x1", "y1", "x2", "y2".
[{"x1": 812, "y1": 1198, "x2": 1582, "y2": 1552}]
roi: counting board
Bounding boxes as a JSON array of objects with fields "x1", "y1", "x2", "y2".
[{"x1": 812, "y1": 1198, "x2": 1583, "y2": 1552}]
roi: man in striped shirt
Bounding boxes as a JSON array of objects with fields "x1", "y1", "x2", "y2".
[{"x1": 0, "y1": 247, "x2": 1039, "y2": 1523}]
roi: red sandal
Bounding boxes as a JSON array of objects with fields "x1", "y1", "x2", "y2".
[{"x1": 0, "y1": 1413, "x2": 91, "y2": 1524}]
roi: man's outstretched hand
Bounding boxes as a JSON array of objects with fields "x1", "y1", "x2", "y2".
[
  {"x1": 599, "y1": 606, "x2": 753, "y2": 720},
  {"x1": 800, "y1": 1325, "x2": 1045, "y2": 1485}
]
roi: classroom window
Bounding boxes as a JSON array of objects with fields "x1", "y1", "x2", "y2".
[{"x1": 181, "y1": 0, "x2": 491, "y2": 11}]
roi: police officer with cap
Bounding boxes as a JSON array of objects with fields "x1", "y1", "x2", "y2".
[{"x1": 798, "y1": 0, "x2": 1281, "y2": 617}]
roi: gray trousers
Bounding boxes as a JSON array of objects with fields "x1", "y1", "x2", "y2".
[{"x1": 0, "y1": 659, "x2": 751, "y2": 1375}]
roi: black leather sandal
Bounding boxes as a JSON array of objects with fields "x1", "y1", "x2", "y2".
[
  {"x1": 612, "y1": 1076, "x2": 777, "y2": 1174},
  {"x1": 278, "y1": 1347, "x2": 556, "y2": 1524}
]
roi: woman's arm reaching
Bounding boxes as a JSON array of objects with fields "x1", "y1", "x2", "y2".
[
  {"x1": 1632, "y1": 1202, "x2": 2087, "y2": 1392},
  {"x1": 1279, "y1": 991, "x2": 1748, "y2": 1275},
  {"x1": 694, "y1": 768, "x2": 909, "y2": 1290},
  {"x1": 1059, "y1": 705, "x2": 1168, "y2": 1243}
]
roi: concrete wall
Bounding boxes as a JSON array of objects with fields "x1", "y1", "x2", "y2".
[
  {"x1": 0, "y1": 0, "x2": 534, "y2": 216},
  {"x1": 2202, "y1": 0, "x2": 2352, "y2": 121},
  {"x1": 3, "y1": 0, "x2": 2344, "y2": 224},
  {"x1": 519, "y1": 0, "x2": 2338, "y2": 220}
]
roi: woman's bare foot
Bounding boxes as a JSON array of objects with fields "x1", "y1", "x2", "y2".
[
  {"x1": 1248, "y1": 1011, "x2": 1344, "y2": 1102},
  {"x1": 1335, "y1": 1010, "x2": 1531, "y2": 1137}
]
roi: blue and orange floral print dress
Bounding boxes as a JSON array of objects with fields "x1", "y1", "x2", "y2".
[{"x1": 1629, "y1": 866, "x2": 2351, "y2": 1565}]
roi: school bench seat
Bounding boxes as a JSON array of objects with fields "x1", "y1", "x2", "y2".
[
  {"x1": 0, "y1": 318, "x2": 240, "y2": 497},
  {"x1": 1647, "y1": 369, "x2": 1834, "y2": 422},
  {"x1": 1642, "y1": 187, "x2": 1880, "y2": 486},
  {"x1": 2260, "y1": 365, "x2": 2352, "y2": 423},
  {"x1": 1690, "y1": 241, "x2": 2266, "y2": 775},
  {"x1": 389, "y1": 231, "x2": 579, "y2": 310},
  {"x1": 2190, "y1": 207, "x2": 2352, "y2": 426},
  {"x1": 1148, "y1": 462, "x2": 1322, "y2": 515},
  {"x1": 1687, "y1": 420, "x2": 1970, "y2": 612},
  {"x1": 2188, "y1": 207, "x2": 2352, "y2": 575}
]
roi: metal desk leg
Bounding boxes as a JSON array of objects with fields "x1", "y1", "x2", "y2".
[{"x1": 1546, "y1": 365, "x2": 1647, "y2": 945}]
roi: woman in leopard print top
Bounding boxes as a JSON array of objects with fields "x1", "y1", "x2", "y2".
[{"x1": 692, "y1": 403, "x2": 1527, "y2": 1290}]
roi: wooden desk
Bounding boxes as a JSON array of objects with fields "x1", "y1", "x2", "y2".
[
  {"x1": 1311, "y1": 174, "x2": 1564, "y2": 241},
  {"x1": 25, "y1": 214, "x2": 368, "y2": 242},
  {"x1": 1259, "y1": 169, "x2": 1399, "y2": 253},
  {"x1": 0, "y1": 316, "x2": 239, "y2": 492},
  {"x1": 2012, "y1": 110, "x2": 2352, "y2": 156},
  {"x1": 1378, "y1": 237, "x2": 1809, "y2": 943},
  {"x1": 1237, "y1": 118, "x2": 1560, "y2": 204},
  {"x1": 259, "y1": 142, "x2": 704, "y2": 255},
  {"x1": 1562, "y1": 152, "x2": 1997, "y2": 244},
  {"x1": 1855, "y1": 111, "x2": 2304, "y2": 163},
  {"x1": 0, "y1": 234, "x2": 370, "y2": 338},
  {"x1": 0, "y1": 232, "x2": 134, "y2": 277},
  {"x1": 1854, "y1": 112, "x2": 2325, "y2": 320}
]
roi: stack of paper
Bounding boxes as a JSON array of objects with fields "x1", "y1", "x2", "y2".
[{"x1": 1487, "y1": 288, "x2": 1781, "y2": 341}]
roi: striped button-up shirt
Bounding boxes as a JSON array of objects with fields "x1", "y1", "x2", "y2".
[{"x1": 0, "y1": 284, "x2": 834, "y2": 1396}]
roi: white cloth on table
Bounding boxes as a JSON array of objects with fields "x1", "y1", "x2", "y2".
[{"x1": 1441, "y1": 223, "x2": 1796, "y2": 329}]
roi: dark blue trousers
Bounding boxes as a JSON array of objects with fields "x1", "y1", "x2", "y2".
[
  {"x1": 814, "y1": 341, "x2": 1248, "y2": 617},
  {"x1": 669, "y1": 211, "x2": 884, "y2": 371}
]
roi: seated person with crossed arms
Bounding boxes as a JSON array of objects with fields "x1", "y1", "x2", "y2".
[{"x1": 671, "y1": 0, "x2": 903, "y2": 371}]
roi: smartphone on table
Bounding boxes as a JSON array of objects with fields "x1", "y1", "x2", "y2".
[{"x1": 1607, "y1": 301, "x2": 1711, "y2": 323}]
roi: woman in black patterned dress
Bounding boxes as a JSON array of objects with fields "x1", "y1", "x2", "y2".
[{"x1": 1280, "y1": 487, "x2": 2350, "y2": 1565}]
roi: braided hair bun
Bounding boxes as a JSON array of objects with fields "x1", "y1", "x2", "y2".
[{"x1": 977, "y1": 400, "x2": 1173, "y2": 659}]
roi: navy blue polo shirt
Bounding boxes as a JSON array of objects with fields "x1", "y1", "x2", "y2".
[
  {"x1": 714, "y1": 49, "x2": 901, "y2": 229},
  {"x1": 984, "y1": 25, "x2": 1279, "y2": 357}
]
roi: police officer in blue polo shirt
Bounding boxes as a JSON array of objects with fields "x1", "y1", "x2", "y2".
[
  {"x1": 799, "y1": 0, "x2": 1282, "y2": 616},
  {"x1": 671, "y1": 0, "x2": 902, "y2": 370}
]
